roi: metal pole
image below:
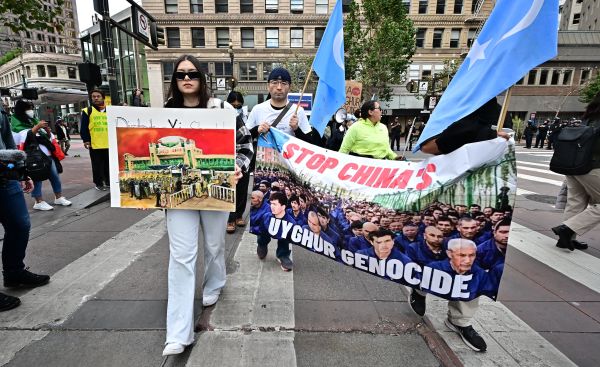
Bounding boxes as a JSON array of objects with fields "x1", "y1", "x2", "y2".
[
  {"x1": 497, "y1": 87, "x2": 512, "y2": 131},
  {"x1": 99, "y1": 0, "x2": 120, "y2": 105}
]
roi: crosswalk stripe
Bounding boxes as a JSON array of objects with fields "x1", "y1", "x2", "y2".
[
  {"x1": 510, "y1": 222, "x2": 600, "y2": 294},
  {"x1": 516, "y1": 188, "x2": 537, "y2": 196},
  {"x1": 518, "y1": 173, "x2": 563, "y2": 186},
  {"x1": 517, "y1": 165, "x2": 564, "y2": 177},
  {"x1": 516, "y1": 160, "x2": 550, "y2": 168}
]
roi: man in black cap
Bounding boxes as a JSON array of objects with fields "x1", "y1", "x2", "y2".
[{"x1": 246, "y1": 67, "x2": 314, "y2": 140}]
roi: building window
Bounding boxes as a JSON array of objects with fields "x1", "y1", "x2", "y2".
[
  {"x1": 37, "y1": 65, "x2": 46, "y2": 77},
  {"x1": 291, "y1": 0, "x2": 303, "y2": 13},
  {"x1": 163, "y1": 61, "x2": 174, "y2": 81},
  {"x1": 342, "y1": 0, "x2": 352, "y2": 13},
  {"x1": 290, "y1": 28, "x2": 303, "y2": 48},
  {"x1": 239, "y1": 62, "x2": 258, "y2": 81},
  {"x1": 454, "y1": 0, "x2": 463, "y2": 14},
  {"x1": 240, "y1": 0, "x2": 253, "y2": 12},
  {"x1": 562, "y1": 69, "x2": 573, "y2": 85},
  {"x1": 315, "y1": 27, "x2": 325, "y2": 47},
  {"x1": 436, "y1": 0, "x2": 445, "y2": 14},
  {"x1": 573, "y1": 13, "x2": 581, "y2": 24},
  {"x1": 266, "y1": 28, "x2": 279, "y2": 48},
  {"x1": 215, "y1": 0, "x2": 228, "y2": 13},
  {"x1": 580, "y1": 69, "x2": 591, "y2": 85},
  {"x1": 450, "y1": 28, "x2": 460, "y2": 48},
  {"x1": 192, "y1": 28, "x2": 205, "y2": 48},
  {"x1": 550, "y1": 70, "x2": 560, "y2": 85},
  {"x1": 47, "y1": 65, "x2": 58, "y2": 77},
  {"x1": 539, "y1": 69, "x2": 549, "y2": 85},
  {"x1": 241, "y1": 28, "x2": 254, "y2": 48},
  {"x1": 516, "y1": 76, "x2": 524, "y2": 85},
  {"x1": 401, "y1": 0, "x2": 410, "y2": 13},
  {"x1": 216, "y1": 28, "x2": 230, "y2": 48},
  {"x1": 419, "y1": 0, "x2": 428, "y2": 14},
  {"x1": 416, "y1": 28, "x2": 425, "y2": 48},
  {"x1": 471, "y1": 0, "x2": 480, "y2": 13},
  {"x1": 67, "y1": 67, "x2": 76, "y2": 79},
  {"x1": 165, "y1": 0, "x2": 178, "y2": 14},
  {"x1": 26, "y1": 66, "x2": 31, "y2": 78},
  {"x1": 166, "y1": 28, "x2": 181, "y2": 48},
  {"x1": 432, "y1": 28, "x2": 443, "y2": 48},
  {"x1": 467, "y1": 28, "x2": 477, "y2": 47},
  {"x1": 190, "y1": 0, "x2": 203, "y2": 13},
  {"x1": 266, "y1": 0, "x2": 278, "y2": 13},
  {"x1": 527, "y1": 70, "x2": 537, "y2": 85},
  {"x1": 316, "y1": 0, "x2": 328, "y2": 14},
  {"x1": 263, "y1": 61, "x2": 282, "y2": 80},
  {"x1": 215, "y1": 62, "x2": 233, "y2": 77}
]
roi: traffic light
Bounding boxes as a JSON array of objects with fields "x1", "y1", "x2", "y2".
[
  {"x1": 406, "y1": 80, "x2": 419, "y2": 93},
  {"x1": 228, "y1": 77, "x2": 237, "y2": 90},
  {"x1": 78, "y1": 62, "x2": 103, "y2": 87},
  {"x1": 22, "y1": 88, "x2": 38, "y2": 100},
  {"x1": 151, "y1": 22, "x2": 166, "y2": 47}
]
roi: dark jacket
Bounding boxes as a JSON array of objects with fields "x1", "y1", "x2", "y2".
[
  {"x1": 587, "y1": 118, "x2": 600, "y2": 169},
  {"x1": 0, "y1": 105, "x2": 16, "y2": 150}
]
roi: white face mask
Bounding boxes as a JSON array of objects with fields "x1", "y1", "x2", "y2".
[{"x1": 25, "y1": 110, "x2": 34, "y2": 118}]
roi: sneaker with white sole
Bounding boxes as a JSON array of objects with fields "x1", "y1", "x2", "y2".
[
  {"x1": 162, "y1": 343, "x2": 185, "y2": 356},
  {"x1": 444, "y1": 318, "x2": 487, "y2": 352},
  {"x1": 54, "y1": 197, "x2": 72, "y2": 206},
  {"x1": 33, "y1": 201, "x2": 54, "y2": 211},
  {"x1": 202, "y1": 294, "x2": 219, "y2": 307}
]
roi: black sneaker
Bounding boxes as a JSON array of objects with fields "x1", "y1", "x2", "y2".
[
  {"x1": 257, "y1": 245, "x2": 268, "y2": 260},
  {"x1": 0, "y1": 292, "x2": 21, "y2": 312},
  {"x1": 444, "y1": 318, "x2": 487, "y2": 352},
  {"x1": 4, "y1": 269, "x2": 50, "y2": 289},
  {"x1": 408, "y1": 289, "x2": 426, "y2": 317},
  {"x1": 277, "y1": 256, "x2": 293, "y2": 272},
  {"x1": 551, "y1": 224, "x2": 575, "y2": 251}
]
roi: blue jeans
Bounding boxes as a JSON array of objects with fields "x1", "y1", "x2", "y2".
[
  {"x1": 0, "y1": 180, "x2": 31, "y2": 275},
  {"x1": 32, "y1": 158, "x2": 61, "y2": 199},
  {"x1": 257, "y1": 233, "x2": 291, "y2": 259}
]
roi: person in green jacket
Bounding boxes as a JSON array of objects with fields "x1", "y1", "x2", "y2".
[{"x1": 339, "y1": 100, "x2": 403, "y2": 160}]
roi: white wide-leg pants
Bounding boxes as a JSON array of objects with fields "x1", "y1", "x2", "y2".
[{"x1": 165, "y1": 209, "x2": 229, "y2": 345}]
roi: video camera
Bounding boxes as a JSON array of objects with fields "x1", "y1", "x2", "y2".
[{"x1": 0, "y1": 149, "x2": 27, "y2": 182}]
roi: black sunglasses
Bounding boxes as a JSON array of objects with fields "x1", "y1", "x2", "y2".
[{"x1": 174, "y1": 71, "x2": 202, "y2": 80}]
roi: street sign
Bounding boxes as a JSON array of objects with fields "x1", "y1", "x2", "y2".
[
  {"x1": 419, "y1": 81, "x2": 429, "y2": 93},
  {"x1": 428, "y1": 96, "x2": 437, "y2": 109},
  {"x1": 217, "y1": 78, "x2": 226, "y2": 90},
  {"x1": 136, "y1": 11, "x2": 150, "y2": 40}
]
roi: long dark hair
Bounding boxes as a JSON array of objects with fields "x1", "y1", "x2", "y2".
[
  {"x1": 583, "y1": 92, "x2": 600, "y2": 121},
  {"x1": 14, "y1": 99, "x2": 34, "y2": 125},
  {"x1": 165, "y1": 55, "x2": 210, "y2": 108}
]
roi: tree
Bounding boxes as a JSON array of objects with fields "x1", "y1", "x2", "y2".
[
  {"x1": 281, "y1": 54, "x2": 318, "y2": 94},
  {"x1": 579, "y1": 72, "x2": 600, "y2": 104},
  {"x1": 344, "y1": 0, "x2": 416, "y2": 101},
  {"x1": 0, "y1": 0, "x2": 65, "y2": 34}
]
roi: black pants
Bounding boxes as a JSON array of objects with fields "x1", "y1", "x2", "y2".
[
  {"x1": 229, "y1": 171, "x2": 250, "y2": 222},
  {"x1": 390, "y1": 135, "x2": 401, "y2": 151},
  {"x1": 90, "y1": 147, "x2": 109, "y2": 187},
  {"x1": 534, "y1": 134, "x2": 547, "y2": 148},
  {"x1": 0, "y1": 180, "x2": 30, "y2": 275},
  {"x1": 524, "y1": 133, "x2": 533, "y2": 148}
]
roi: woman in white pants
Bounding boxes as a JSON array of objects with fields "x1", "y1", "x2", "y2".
[{"x1": 162, "y1": 55, "x2": 253, "y2": 356}]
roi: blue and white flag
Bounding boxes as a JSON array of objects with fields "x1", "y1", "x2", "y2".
[
  {"x1": 415, "y1": 0, "x2": 558, "y2": 151},
  {"x1": 309, "y1": 0, "x2": 346, "y2": 136}
]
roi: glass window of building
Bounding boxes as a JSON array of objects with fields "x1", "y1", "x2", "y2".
[
  {"x1": 215, "y1": 62, "x2": 233, "y2": 77},
  {"x1": 263, "y1": 61, "x2": 282, "y2": 80},
  {"x1": 241, "y1": 28, "x2": 254, "y2": 48},
  {"x1": 216, "y1": 0, "x2": 228, "y2": 13},
  {"x1": 37, "y1": 65, "x2": 46, "y2": 77},
  {"x1": 167, "y1": 28, "x2": 181, "y2": 48},
  {"x1": 239, "y1": 62, "x2": 258, "y2": 80},
  {"x1": 190, "y1": 0, "x2": 203, "y2": 13},
  {"x1": 550, "y1": 70, "x2": 560, "y2": 85},
  {"x1": 290, "y1": 28, "x2": 303, "y2": 48},
  {"x1": 25, "y1": 66, "x2": 31, "y2": 78},
  {"x1": 165, "y1": 0, "x2": 178, "y2": 14},
  {"x1": 67, "y1": 67, "x2": 76, "y2": 79},
  {"x1": 454, "y1": 0, "x2": 463, "y2": 14},
  {"x1": 562, "y1": 69, "x2": 572, "y2": 85},
  {"x1": 163, "y1": 61, "x2": 174, "y2": 81},
  {"x1": 241, "y1": 0, "x2": 253, "y2": 12},
  {"x1": 291, "y1": 0, "x2": 303, "y2": 13},
  {"x1": 315, "y1": 0, "x2": 328, "y2": 14},
  {"x1": 192, "y1": 28, "x2": 205, "y2": 48},
  {"x1": 416, "y1": 28, "x2": 426, "y2": 48},
  {"x1": 266, "y1": 0, "x2": 278, "y2": 13},
  {"x1": 47, "y1": 65, "x2": 58, "y2": 77},
  {"x1": 401, "y1": 0, "x2": 410, "y2": 13},
  {"x1": 315, "y1": 27, "x2": 325, "y2": 47},
  {"x1": 527, "y1": 70, "x2": 537, "y2": 85},
  {"x1": 467, "y1": 28, "x2": 476, "y2": 47},
  {"x1": 266, "y1": 28, "x2": 279, "y2": 48},
  {"x1": 419, "y1": 0, "x2": 428, "y2": 14},
  {"x1": 580, "y1": 69, "x2": 591, "y2": 84},
  {"x1": 342, "y1": 0, "x2": 352, "y2": 13},
  {"x1": 432, "y1": 28, "x2": 443, "y2": 48},
  {"x1": 573, "y1": 13, "x2": 581, "y2": 24},
  {"x1": 471, "y1": 0, "x2": 480, "y2": 13},
  {"x1": 450, "y1": 29, "x2": 460, "y2": 48},
  {"x1": 539, "y1": 69, "x2": 549, "y2": 85},
  {"x1": 436, "y1": 0, "x2": 445, "y2": 14},
  {"x1": 217, "y1": 28, "x2": 230, "y2": 48}
]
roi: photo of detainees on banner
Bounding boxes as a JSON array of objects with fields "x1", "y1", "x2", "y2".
[
  {"x1": 250, "y1": 134, "x2": 516, "y2": 302},
  {"x1": 107, "y1": 106, "x2": 236, "y2": 211}
]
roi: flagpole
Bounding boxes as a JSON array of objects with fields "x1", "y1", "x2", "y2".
[
  {"x1": 295, "y1": 65, "x2": 314, "y2": 115},
  {"x1": 403, "y1": 117, "x2": 418, "y2": 154},
  {"x1": 497, "y1": 86, "x2": 513, "y2": 131}
]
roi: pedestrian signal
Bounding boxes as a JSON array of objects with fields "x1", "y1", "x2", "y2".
[{"x1": 151, "y1": 23, "x2": 166, "y2": 47}]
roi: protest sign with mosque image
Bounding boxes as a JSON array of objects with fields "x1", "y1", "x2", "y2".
[
  {"x1": 106, "y1": 106, "x2": 236, "y2": 211},
  {"x1": 251, "y1": 128, "x2": 516, "y2": 302}
]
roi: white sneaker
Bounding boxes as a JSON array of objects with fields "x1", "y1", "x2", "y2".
[
  {"x1": 33, "y1": 201, "x2": 54, "y2": 211},
  {"x1": 54, "y1": 197, "x2": 72, "y2": 206},
  {"x1": 162, "y1": 343, "x2": 185, "y2": 356},
  {"x1": 202, "y1": 294, "x2": 219, "y2": 307}
]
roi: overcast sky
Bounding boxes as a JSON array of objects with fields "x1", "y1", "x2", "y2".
[{"x1": 76, "y1": 0, "x2": 142, "y2": 32}]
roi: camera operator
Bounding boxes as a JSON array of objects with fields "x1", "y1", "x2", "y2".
[{"x1": 0, "y1": 103, "x2": 50, "y2": 312}]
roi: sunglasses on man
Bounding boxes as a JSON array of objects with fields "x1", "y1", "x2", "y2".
[{"x1": 174, "y1": 71, "x2": 202, "y2": 80}]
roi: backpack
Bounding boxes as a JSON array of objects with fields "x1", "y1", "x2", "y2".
[
  {"x1": 549, "y1": 124, "x2": 600, "y2": 175},
  {"x1": 24, "y1": 130, "x2": 52, "y2": 182}
]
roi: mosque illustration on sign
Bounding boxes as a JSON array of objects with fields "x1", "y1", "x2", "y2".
[{"x1": 122, "y1": 135, "x2": 234, "y2": 172}]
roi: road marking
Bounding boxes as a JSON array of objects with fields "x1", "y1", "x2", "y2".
[
  {"x1": 516, "y1": 188, "x2": 537, "y2": 196},
  {"x1": 510, "y1": 222, "x2": 600, "y2": 294},
  {"x1": 518, "y1": 174, "x2": 563, "y2": 186},
  {"x1": 516, "y1": 160, "x2": 550, "y2": 168},
  {"x1": 517, "y1": 165, "x2": 564, "y2": 177}
]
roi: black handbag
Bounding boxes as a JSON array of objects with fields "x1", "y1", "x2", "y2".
[{"x1": 24, "y1": 130, "x2": 52, "y2": 181}]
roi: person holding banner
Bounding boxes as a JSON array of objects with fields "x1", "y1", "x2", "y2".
[
  {"x1": 161, "y1": 55, "x2": 253, "y2": 357},
  {"x1": 338, "y1": 101, "x2": 403, "y2": 160}
]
